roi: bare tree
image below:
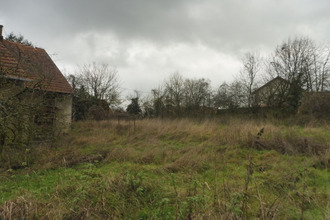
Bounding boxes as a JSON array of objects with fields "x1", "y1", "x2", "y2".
[
  {"x1": 183, "y1": 78, "x2": 212, "y2": 115},
  {"x1": 151, "y1": 86, "x2": 166, "y2": 118},
  {"x1": 164, "y1": 72, "x2": 185, "y2": 117},
  {"x1": 140, "y1": 94, "x2": 154, "y2": 117},
  {"x1": 229, "y1": 80, "x2": 246, "y2": 108},
  {"x1": 307, "y1": 46, "x2": 330, "y2": 92},
  {"x1": 152, "y1": 74, "x2": 213, "y2": 117},
  {"x1": 214, "y1": 80, "x2": 245, "y2": 110},
  {"x1": 214, "y1": 82, "x2": 231, "y2": 109},
  {"x1": 268, "y1": 37, "x2": 315, "y2": 111},
  {"x1": 77, "y1": 62, "x2": 121, "y2": 108},
  {"x1": 239, "y1": 52, "x2": 261, "y2": 107}
]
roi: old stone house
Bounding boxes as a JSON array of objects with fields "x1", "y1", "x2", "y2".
[{"x1": 0, "y1": 25, "x2": 73, "y2": 133}]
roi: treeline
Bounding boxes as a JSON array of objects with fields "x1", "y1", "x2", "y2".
[
  {"x1": 131, "y1": 37, "x2": 330, "y2": 118},
  {"x1": 69, "y1": 36, "x2": 330, "y2": 119}
]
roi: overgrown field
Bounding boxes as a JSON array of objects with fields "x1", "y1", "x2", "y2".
[{"x1": 0, "y1": 117, "x2": 329, "y2": 219}]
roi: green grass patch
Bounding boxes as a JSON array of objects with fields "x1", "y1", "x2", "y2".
[{"x1": 0, "y1": 119, "x2": 329, "y2": 219}]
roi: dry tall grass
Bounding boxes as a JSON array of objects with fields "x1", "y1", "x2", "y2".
[
  {"x1": 1, "y1": 117, "x2": 329, "y2": 219},
  {"x1": 34, "y1": 117, "x2": 328, "y2": 173}
]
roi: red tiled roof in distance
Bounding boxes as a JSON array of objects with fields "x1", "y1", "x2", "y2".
[{"x1": 0, "y1": 39, "x2": 73, "y2": 94}]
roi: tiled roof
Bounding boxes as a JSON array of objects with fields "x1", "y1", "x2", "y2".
[{"x1": 0, "y1": 39, "x2": 73, "y2": 94}]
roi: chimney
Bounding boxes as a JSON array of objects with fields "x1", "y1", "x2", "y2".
[{"x1": 0, "y1": 25, "x2": 3, "y2": 41}]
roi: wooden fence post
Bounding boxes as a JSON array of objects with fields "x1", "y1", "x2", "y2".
[{"x1": 128, "y1": 118, "x2": 131, "y2": 136}]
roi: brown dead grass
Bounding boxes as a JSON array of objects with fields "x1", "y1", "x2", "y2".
[
  {"x1": 165, "y1": 145, "x2": 211, "y2": 172},
  {"x1": 31, "y1": 118, "x2": 329, "y2": 171},
  {"x1": 1, "y1": 117, "x2": 329, "y2": 219}
]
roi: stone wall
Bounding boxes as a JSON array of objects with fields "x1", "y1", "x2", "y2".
[{"x1": 54, "y1": 93, "x2": 72, "y2": 134}]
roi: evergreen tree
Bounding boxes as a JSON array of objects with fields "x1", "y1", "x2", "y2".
[
  {"x1": 126, "y1": 97, "x2": 141, "y2": 115},
  {"x1": 5, "y1": 32, "x2": 34, "y2": 46}
]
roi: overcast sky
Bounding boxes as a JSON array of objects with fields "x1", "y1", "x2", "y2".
[{"x1": 1, "y1": 0, "x2": 330, "y2": 97}]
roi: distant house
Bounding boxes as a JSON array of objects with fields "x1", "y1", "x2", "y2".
[
  {"x1": 253, "y1": 76, "x2": 290, "y2": 108},
  {"x1": 0, "y1": 25, "x2": 73, "y2": 133}
]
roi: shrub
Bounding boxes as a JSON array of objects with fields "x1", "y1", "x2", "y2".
[{"x1": 299, "y1": 92, "x2": 330, "y2": 119}]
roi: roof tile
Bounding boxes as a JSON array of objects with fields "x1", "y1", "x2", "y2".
[{"x1": 0, "y1": 39, "x2": 73, "y2": 94}]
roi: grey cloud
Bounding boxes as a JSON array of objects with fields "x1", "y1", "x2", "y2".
[
  {"x1": 2, "y1": 0, "x2": 330, "y2": 50},
  {"x1": 1, "y1": 0, "x2": 330, "y2": 95}
]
